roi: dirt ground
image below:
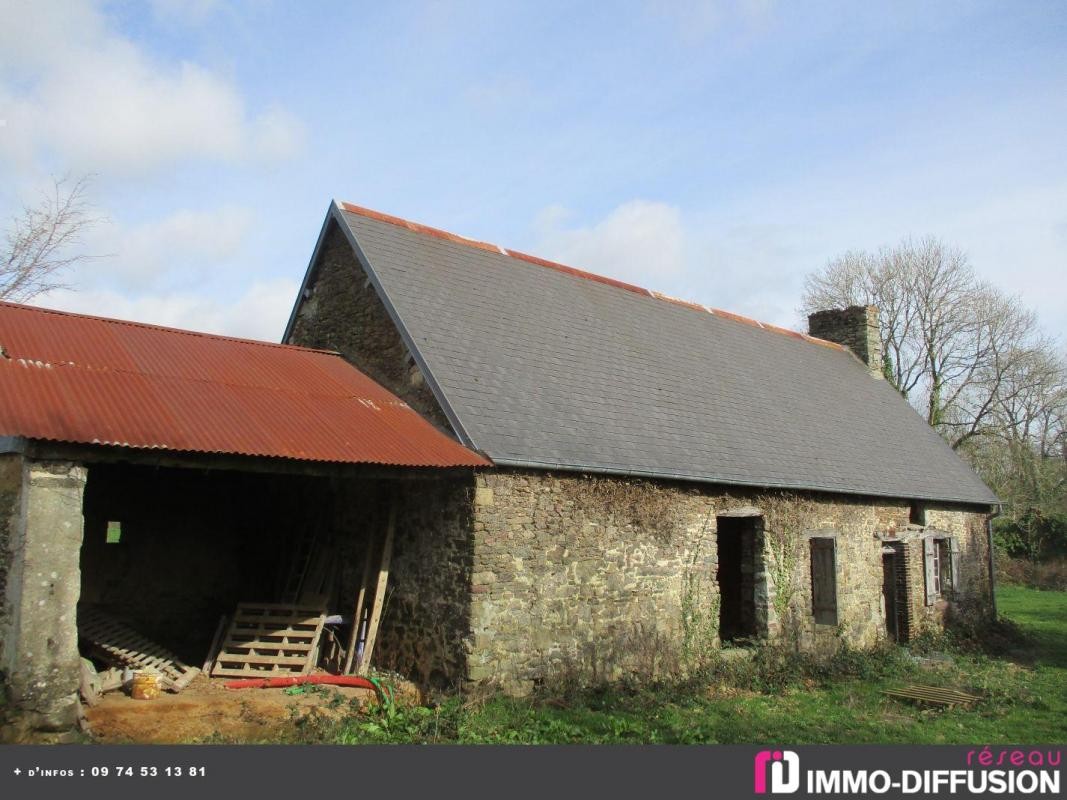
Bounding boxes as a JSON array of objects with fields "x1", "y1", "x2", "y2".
[{"x1": 84, "y1": 674, "x2": 383, "y2": 743}]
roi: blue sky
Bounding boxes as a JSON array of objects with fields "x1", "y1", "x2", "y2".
[{"x1": 1, "y1": 0, "x2": 1065, "y2": 343}]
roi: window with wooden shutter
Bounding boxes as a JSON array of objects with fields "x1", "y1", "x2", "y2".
[
  {"x1": 809, "y1": 537, "x2": 838, "y2": 625},
  {"x1": 923, "y1": 537, "x2": 939, "y2": 605},
  {"x1": 923, "y1": 535, "x2": 960, "y2": 604},
  {"x1": 941, "y1": 537, "x2": 961, "y2": 597}
]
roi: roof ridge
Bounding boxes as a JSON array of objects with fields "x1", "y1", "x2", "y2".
[
  {"x1": 0, "y1": 300, "x2": 342, "y2": 356},
  {"x1": 336, "y1": 200, "x2": 845, "y2": 352}
]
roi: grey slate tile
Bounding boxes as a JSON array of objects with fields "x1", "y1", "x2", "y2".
[{"x1": 340, "y1": 208, "x2": 997, "y2": 506}]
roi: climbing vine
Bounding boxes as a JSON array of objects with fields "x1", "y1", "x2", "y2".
[
  {"x1": 581, "y1": 477, "x2": 678, "y2": 542},
  {"x1": 759, "y1": 493, "x2": 820, "y2": 643},
  {"x1": 680, "y1": 511, "x2": 719, "y2": 667}
]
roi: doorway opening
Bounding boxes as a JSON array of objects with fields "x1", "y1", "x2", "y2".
[
  {"x1": 881, "y1": 542, "x2": 908, "y2": 642},
  {"x1": 716, "y1": 515, "x2": 762, "y2": 642}
]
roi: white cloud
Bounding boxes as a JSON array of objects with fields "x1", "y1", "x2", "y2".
[
  {"x1": 529, "y1": 200, "x2": 811, "y2": 333},
  {"x1": 83, "y1": 206, "x2": 255, "y2": 289},
  {"x1": 29, "y1": 201, "x2": 290, "y2": 340},
  {"x1": 534, "y1": 200, "x2": 687, "y2": 284},
  {"x1": 34, "y1": 277, "x2": 300, "y2": 342},
  {"x1": 0, "y1": 0, "x2": 304, "y2": 174}
]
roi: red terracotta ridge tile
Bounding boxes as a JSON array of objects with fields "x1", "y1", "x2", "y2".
[
  {"x1": 339, "y1": 202, "x2": 503, "y2": 256},
  {"x1": 502, "y1": 248, "x2": 653, "y2": 297},
  {"x1": 338, "y1": 200, "x2": 845, "y2": 351},
  {"x1": 804, "y1": 335, "x2": 847, "y2": 351},
  {"x1": 708, "y1": 307, "x2": 764, "y2": 328},
  {"x1": 649, "y1": 291, "x2": 709, "y2": 314}
]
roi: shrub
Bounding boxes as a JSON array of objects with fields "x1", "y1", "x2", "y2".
[
  {"x1": 996, "y1": 556, "x2": 1067, "y2": 591},
  {"x1": 993, "y1": 512, "x2": 1067, "y2": 561},
  {"x1": 909, "y1": 604, "x2": 1033, "y2": 659},
  {"x1": 690, "y1": 641, "x2": 912, "y2": 694}
]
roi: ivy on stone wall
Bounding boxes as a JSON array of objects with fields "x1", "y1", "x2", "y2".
[
  {"x1": 760, "y1": 493, "x2": 820, "y2": 645},
  {"x1": 681, "y1": 511, "x2": 719, "y2": 668},
  {"x1": 582, "y1": 477, "x2": 678, "y2": 541}
]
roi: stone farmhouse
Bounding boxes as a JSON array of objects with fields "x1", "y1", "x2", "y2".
[
  {"x1": 284, "y1": 201, "x2": 999, "y2": 691},
  {"x1": 0, "y1": 199, "x2": 999, "y2": 735}
]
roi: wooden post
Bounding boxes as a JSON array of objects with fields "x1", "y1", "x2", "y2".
[
  {"x1": 357, "y1": 495, "x2": 397, "y2": 676},
  {"x1": 202, "y1": 614, "x2": 229, "y2": 674},
  {"x1": 343, "y1": 533, "x2": 376, "y2": 675}
]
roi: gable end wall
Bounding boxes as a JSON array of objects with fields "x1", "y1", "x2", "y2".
[{"x1": 287, "y1": 222, "x2": 452, "y2": 431}]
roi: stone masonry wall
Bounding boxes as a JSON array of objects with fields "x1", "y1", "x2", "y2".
[
  {"x1": 288, "y1": 222, "x2": 451, "y2": 430},
  {"x1": 468, "y1": 468, "x2": 990, "y2": 691},
  {"x1": 1, "y1": 460, "x2": 86, "y2": 736},
  {"x1": 335, "y1": 475, "x2": 476, "y2": 690},
  {"x1": 912, "y1": 504, "x2": 990, "y2": 633},
  {"x1": 807, "y1": 305, "x2": 883, "y2": 378},
  {"x1": 0, "y1": 454, "x2": 24, "y2": 684}
]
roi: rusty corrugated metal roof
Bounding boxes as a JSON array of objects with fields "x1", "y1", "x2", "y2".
[{"x1": 0, "y1": 301, "x2": 489, "y2": 468}]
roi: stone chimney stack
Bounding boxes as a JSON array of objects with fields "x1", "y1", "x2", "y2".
[{"x1": 807, "y1": 305, "x2": 883, "y2": 379}]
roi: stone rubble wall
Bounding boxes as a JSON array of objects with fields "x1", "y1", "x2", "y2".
[
  {"x1": 287, "y1": 222, "x2": 451, "y2": 430},
  {"x1": 468, "y1": 468, "x2": 990, "y2": 691},
  {"x1": 807, "y1": 305, "x2": 883, "y2": 378},
  {"x1": 1, "y1": 459, "x2": 86, "y2": 735},
  {"x1": 910, "y1": 504, "x2": 991, "y2": 634},
  {"x1": 342, "y1": 476, "x2": 476, "y2": 689},
  {"x1": 0, "y1": 454, "x2": 24, "y2": 683},
  {"x1": 0, "y1": 454, "x2": 22, "y2": 661}
]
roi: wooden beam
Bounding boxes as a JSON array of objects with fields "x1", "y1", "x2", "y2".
[
  {"x1": 343, "y1": 531, "x2": 376, "y2": 675},
  {"x1": 357, "y1": 495, "x2": 397, "y2": 676},
  {"x1": 22, "y1": 439, "x2": 478, "y2": 481},
  {"x1": 202, "y1": 614, "x2": 229, "y2": 674}
]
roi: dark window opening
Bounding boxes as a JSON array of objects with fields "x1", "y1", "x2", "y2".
[
  {"x1": 809, "y1": 537, "x2": 838, "y2": 625},
  {"x1": 909, "y1": 502, "x2": 926, "y2": 526},
  {"x1": 716, "y1": 516, "x2": 760, "y2": 642}
]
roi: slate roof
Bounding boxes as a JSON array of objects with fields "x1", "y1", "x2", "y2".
[{"x1": 288, "y1": 201, "x2": 997, "y2": 506}]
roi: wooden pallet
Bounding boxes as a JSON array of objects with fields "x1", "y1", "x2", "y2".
[
  {"x1": 78, "y1": 606, "x2": 200, "y2": 692},
  {"x1": 210, "y1": 603, "x2": 326, "y2": 678},
  {"x1": 883, "y1": 684, "x2": 982, "y2": 708}
]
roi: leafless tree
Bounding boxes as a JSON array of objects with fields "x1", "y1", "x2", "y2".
[
  {"x1": 1, "y1": 176, "x2": 100, "y2": 303},
  {"x1": 802, "y1": 236, "x2": 1051, "y2": 450}
]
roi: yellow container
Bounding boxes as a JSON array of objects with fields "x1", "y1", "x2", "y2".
[{"x1": 130, "y1": 671, "x2": 161, "y2": 700}]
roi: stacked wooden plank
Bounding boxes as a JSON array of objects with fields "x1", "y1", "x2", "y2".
[
  {"x1": 78, "y1": 606, "x2": 200, "y2": 692},
  {"x1": 343, "y1": 497, "x2": 397, "y2": 676},
  {"x1": 210, "y1": 603, "x2": 326, "y2": 678},
  {"x1": 882, "y1": 684, "x2": 982, "y2": 708}
]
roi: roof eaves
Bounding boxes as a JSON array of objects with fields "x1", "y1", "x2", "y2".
[
  {"x1": 328, "y1": 201, "x2": 478, "y2": 449},
  {"x1": 488, "y1": 456, "x2": 997, "y2": 508}
]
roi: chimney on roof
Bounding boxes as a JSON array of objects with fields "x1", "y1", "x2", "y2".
[{"x1": 807, "y1": 305, "x2": 884, "y2": 379}]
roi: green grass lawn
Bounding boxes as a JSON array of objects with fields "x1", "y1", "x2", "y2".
[{"x1": 279, "y1": 586, "x2": 1067, "y2": 745}]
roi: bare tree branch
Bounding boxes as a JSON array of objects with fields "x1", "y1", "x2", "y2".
[
  {"x1": 803, "y1": 235, "x2": 1067, "y2": 537},
  {"x1": 1, "y1": 175, "x2": 103, "y2": 303}
]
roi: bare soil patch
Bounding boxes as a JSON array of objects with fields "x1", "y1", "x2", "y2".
[{"x1": 84, "y1": 675, "x2": 378, "y2": 743}]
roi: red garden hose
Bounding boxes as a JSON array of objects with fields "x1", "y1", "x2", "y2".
[{"x1": 224, "y1": 674, "x2": 377, "y2": 691}]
